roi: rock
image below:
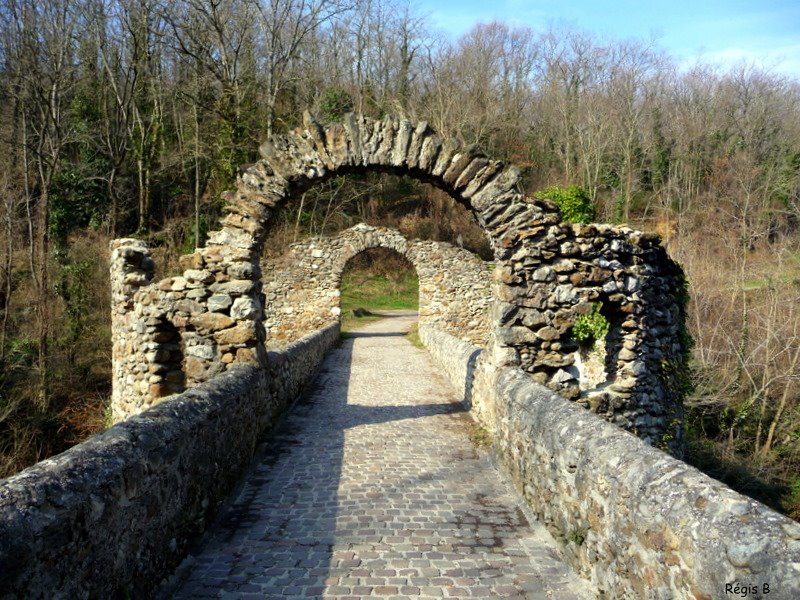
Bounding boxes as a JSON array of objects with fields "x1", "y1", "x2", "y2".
[
  {"x1": 231, "y1": 297, "x2": 259, "y2": 320},
  {"x1": 213, "y1": 279, "x2": 255, "y2": 295},
  {"x1": 532, "y1": 266, "x2": 555, "y2": 282},
  {"x1": 183, "y1": 269, "x2": 212, "y2": 284},
  {"x1": 152, "y1": 330, "x2": 175, "y2": 343},
  {"x1": 235, "y1": 347, "x2": 258, "y2": 364},
  {"x1": 215, "y1": 324, "x2": 255, "y2": 345},
  {"x1": 148, "y1": 383, "x2": 172, "y2": 398},
  {"x1": 178, "y1": 252, "x2": 204, "y2": 270},
  {"x1": 207, "y1": 294, "x2": 233, "y2": 312},
  {"x1": 227, "y1": 261, "x2": 255, "y2": 279},
  {"x1": 174, "y1": 300, "x2": 203, "y2": 315},
  {"x1": 552, "y1": 368, "x2": 577, "y2": 383},
  {"x1": 185, "y1": 344, "x2": 214, "y2": 360},
  {"x1": 192, "y1": 313, "x2": 235, "y2": 332},
  {"x1": 184, "y1": 356, "x2": 206, "y2": 380}
]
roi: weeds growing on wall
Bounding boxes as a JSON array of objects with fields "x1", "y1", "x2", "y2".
[{"x1": 571, "y1": 302, "x2": 609, "y2": 347}]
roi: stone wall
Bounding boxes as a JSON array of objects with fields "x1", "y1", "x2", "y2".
[
  {"x1": 109, "y1": 238, "x2": 265, "y2": 422},
  {"x1": 421, "y1": 324, "x2": 800, "y2": 600},
  {"x1": 263, "y1": 224, "x2": 492, "y2": 347},
  {"x1": 110, "y1": 111, "x2": 687, "y2": 447},
  {"x1": 0, "y1": 324, "x2": 338, "y2": 600},
  {"x1": 493, "y1": 222, "x2": 688, "y2": 451}
]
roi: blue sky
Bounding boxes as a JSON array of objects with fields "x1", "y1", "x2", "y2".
[{"x1": 416, "y1": 0, "x2": 800, "y2": 77}]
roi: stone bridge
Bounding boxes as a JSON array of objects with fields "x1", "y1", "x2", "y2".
[{"x1": 0, "y1": 113, "x2": 799, "y2": 599}]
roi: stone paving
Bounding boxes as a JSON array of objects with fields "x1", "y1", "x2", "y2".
[{"x1": 165, "y1": 312, "x2": 592, "y2": 599}]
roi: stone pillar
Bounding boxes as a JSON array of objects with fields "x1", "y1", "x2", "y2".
[{"x1": 109, "y1": 239, "x2": 155, "y2": 422}]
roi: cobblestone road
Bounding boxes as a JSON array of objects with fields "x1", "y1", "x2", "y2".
[{"x1": 166, "y1": 312, "x2": 592, "y2": 599}]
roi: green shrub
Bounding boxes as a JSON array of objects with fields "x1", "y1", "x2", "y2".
[
  {"x1": 572, "y1": 302, "x2": 609, "y2": 346},
  {"x1": 319, "y1": 87, "x2": 354, "y2": 123},
  {"x1": 534, "y1": 185, "x2": 595, "y2": 223}
]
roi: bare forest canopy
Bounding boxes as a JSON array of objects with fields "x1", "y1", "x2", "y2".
[{"x1": 1, "y1": 0, "x2": 800, "y2": 519}]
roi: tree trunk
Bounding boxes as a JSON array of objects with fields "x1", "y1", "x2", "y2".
[
  {"x1": 194, "y1": 101, "x2": 201, "y2": 249},
  {"x1": 36, "y1": 182, "x2": 50, "y2": 405}
]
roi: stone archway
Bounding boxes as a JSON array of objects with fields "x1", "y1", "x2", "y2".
[
  {"x1": 262, "y1": 224, "x2": 493, "y2": 348},
  {"x1": 110, "y1": 112, "x2": 688, "y2": 448}
]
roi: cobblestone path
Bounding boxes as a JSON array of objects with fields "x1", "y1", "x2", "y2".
[{"x1": 166, "y1": 312, "x2": 591, "y2": 599}]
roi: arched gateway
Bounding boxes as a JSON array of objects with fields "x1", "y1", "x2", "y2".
[
  {"x1": 110, "y1": 112, "x2": 688, "y2": 448},
  {"x1": 262, "y1": 224, "x2": 493, "y2": 348}
]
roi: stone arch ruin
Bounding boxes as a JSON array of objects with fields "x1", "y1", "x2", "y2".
[
  {"x1": 110, "y1": 111, "x2": 688, "y2": 447},
  {"x1": 263, "y1": 224, "x2": 493, "y2": 348}
]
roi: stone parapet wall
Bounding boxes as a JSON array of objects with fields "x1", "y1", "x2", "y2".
[
  {"x1": 418, "y1": 324, "x2": 482, "y2": 407},
  {"x1": 420, "y1": 324, "x2": 800, "y2": 600},
  {"x1": 264, "y1": 224, "x2": 492, "y2": 347},
  {"x1": 265, "y1": 324, "x2": 341, "y2": 402},
  {"x1": 0, "y1": 324, "x2": 338, "y2": 599}
]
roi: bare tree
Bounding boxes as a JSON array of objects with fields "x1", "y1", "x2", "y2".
[
  {"x1": 255, "y1": 0, "x2": 353, "y2": 135},
  {"x1": 6, "y1": 0, "x2": 79, "y2": 398}
]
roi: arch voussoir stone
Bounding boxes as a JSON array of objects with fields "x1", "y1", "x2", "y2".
[{"x1": 405, "y1": 121, "x2": 433, "y2": 169}]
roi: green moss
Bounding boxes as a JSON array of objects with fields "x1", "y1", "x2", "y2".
[
  {"x1": 103, "y1": 404, "x2": 114, "y2": 430},
  {"x1": 468, "y1": 423, "x2": 492, "y2": 448},
  {"x1": 406, "y1": 323, "x2": 425, "y2": 349},
  {"x1": 568, "y1": 526, "x2": 588, "y2": 546},
  {"x1": 657, "y1": 417, "x2": 683, "y2": 452}
]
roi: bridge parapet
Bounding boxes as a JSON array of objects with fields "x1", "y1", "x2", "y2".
[
  {"x1": 421, "y1": 323, "x2": 800, "y2": 600},
  {"x1": 0, "y1": 324, "x2": 339, "y2": 598}
]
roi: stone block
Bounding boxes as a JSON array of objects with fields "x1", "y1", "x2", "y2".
[
  {"x1": 215, "y1": 324, "x2": 256, "y2": 345},
  {"x1": 192, "y1": 312, "x2": 235, "y2": 332},
  {"x1": 207, "y1": 294, "x2": 233, "y2": 312}
]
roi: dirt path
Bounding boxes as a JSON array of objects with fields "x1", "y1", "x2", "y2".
[{"x1": 166, "y1": 312, "x2": 591, "y2": 599}]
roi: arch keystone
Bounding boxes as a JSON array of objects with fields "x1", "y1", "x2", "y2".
[
  {"x1": 390, "y1": 119, "x2": 414, "y2": 167},
  {"x1": 432, "y1": 138, "x2": 462, "y2": 177},
  {"x1": 406, "y1": 121, "x2": 432, "y2": 169}
]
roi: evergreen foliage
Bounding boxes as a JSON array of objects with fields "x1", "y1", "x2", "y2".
[{"x1": 534, "y1": 185, "x2": 595, "y2": 224}]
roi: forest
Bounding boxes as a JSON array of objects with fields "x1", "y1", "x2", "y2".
[{"x1": 0, "y1": 0, "x2": 799, "y2": 518}]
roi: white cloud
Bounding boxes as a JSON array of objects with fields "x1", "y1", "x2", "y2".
[{"x1": 681, "y1": 44, "x2": 800, "y2": 78}]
